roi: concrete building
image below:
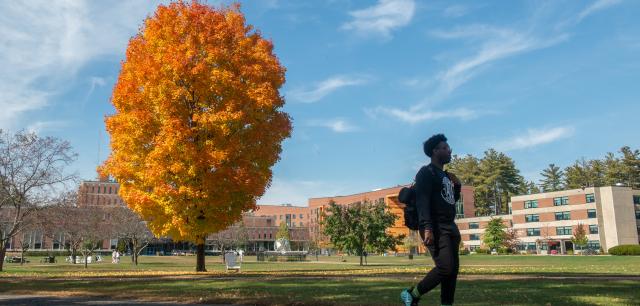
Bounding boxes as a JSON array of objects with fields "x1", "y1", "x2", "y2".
[{"x1": 457, "y1": 186, "x2": 640, "y2": 254}]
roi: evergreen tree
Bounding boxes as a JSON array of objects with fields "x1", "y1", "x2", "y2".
[
  {"x1": 603, "y1": 152, "x2": 625, "y2": 186},
  {"x1": 619, "y1": 146, "x2": 640, "y2": 189},
  {"x1": 565, "y1": 158, "x2": 592, "y2": 189},
  {"x1": 446, "y1": 154, "x2": 480, "y2": 185},
  {"x1": 540, "y1": 164, "x2": 565, "y2": 192},
  {"x1": 475, "y1": 149, "x2": 522, "y2": 215}
]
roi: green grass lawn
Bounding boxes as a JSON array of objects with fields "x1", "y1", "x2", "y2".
[{"x1": 1, "y1": 254, "x2": 639, "y2": 305}]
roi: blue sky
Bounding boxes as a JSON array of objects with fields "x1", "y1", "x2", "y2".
[{"x1": 2, "y1": 0, "x2": 639, "y2": 206}]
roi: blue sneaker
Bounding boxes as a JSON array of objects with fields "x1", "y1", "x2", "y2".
[{"x1": 400, "y1": 287, "x2": 419, "y2": 306}]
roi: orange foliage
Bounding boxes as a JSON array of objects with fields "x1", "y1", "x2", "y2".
[{"x1": 100, "y1": 1, "x2": 291, "y2": 243}]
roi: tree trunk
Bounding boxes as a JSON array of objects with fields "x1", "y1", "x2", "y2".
[
  {"x1": 196, "y1": 243, "x2": 206, "y2": 272},
  {"x1": 0, "y1": 242, "x2": 7, "y2": 272},
  {"x1": 359, "y1": 253, "x2": 363, "y2": 266},
  {"x1": 132, "y1": 239, "x2": 137, "y2": 265},
  {"x1": 20, "y1": 248, "x2": 26, "y2": 266},
  {"x1": 84, "y1": 254, "x2": 88, "y2": 269}
]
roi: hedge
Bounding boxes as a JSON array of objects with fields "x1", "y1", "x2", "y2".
[{"x1": 608, "y1": 244, "x2": 640, "y2": 255}]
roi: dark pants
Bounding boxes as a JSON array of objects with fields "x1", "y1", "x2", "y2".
[{"x1": 417, "y1": 233, "x2": 461, "y2": 305}]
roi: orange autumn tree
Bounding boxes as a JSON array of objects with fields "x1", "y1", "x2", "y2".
[{"x1": 99, "y1": 1, "x2": 291, "y2": 272}]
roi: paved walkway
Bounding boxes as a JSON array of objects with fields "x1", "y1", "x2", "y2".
[{"x1": 0, "y1": 295, "x2": 237, "y2": 306}]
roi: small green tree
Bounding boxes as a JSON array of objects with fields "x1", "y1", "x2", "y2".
[
  {"x1": 403, "y1": 230, "x2": 421, "y2": 255},
  {"x1": 276, "y1": 221, "x2": 290, "y2": 241},
  {"x1": 571, "y1": 223, "x2": 589, "y2": 253},
  {"x1": 483, "y1": 217, "x2": 506, "y2": 252},
  {"x1": 322, "y1": 200, "x2": 404, "y2": 266}
]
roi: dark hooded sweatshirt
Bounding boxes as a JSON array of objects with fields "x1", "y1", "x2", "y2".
[{"x1": 414, "y1": 163, "x2": 461, "y2": 235}]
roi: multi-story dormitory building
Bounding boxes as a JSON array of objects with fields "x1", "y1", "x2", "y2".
[
  {"x1": 3, "y1": 180, "x2": 310, "y2": 255},
  {"x1": 5, "y1": 177, "x2": 639, "y2": 256}
]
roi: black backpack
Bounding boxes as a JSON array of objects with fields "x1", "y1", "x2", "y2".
[
  {"x1": 398, "y1": 184, "x2": 419, "y2": 230},
  {"x1": 398, "y1": 165, "x2": 436, "y2": 230}
]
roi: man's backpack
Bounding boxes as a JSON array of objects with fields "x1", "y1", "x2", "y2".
[
  {"x1": 398, "y1": 165, "x2": 436, "y2": 230},
  {"x1": 398, "y1": 184, "x2": 419, "y2": 230}
]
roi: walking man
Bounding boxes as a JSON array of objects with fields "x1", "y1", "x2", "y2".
[{"x1": 401, "y1": 134, "x2": 462, "y2": 306}]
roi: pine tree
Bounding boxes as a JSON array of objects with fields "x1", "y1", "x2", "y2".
[{"x1": 540, "y1": 164, "x2": 565, "y2": 192}]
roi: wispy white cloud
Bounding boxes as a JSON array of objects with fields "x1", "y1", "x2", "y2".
[
  {"x1": 494, "y1": 126, "x2": 575, "y2": 151},
  {"x1": 342, "y1": 0, "x2": 415, "y2": 39},
  {"x1": 86, "y1": 76, "x2": 107, "y2": 97},
  {"x1": 307, "y1": 118, "x2": 358, "y2": 133},
  {"x1": 577, "y1": 0, "x2": 622, "y2": 23},
  {"x1": 0, "y1": 1, "x2": 163, "y2": 129},
  {"x1": 443, "y1": 5, "x2": 469, "y2": 18},
  {"x1": 26, "y1": 120, "x2": 70, "y2": 134},
  {"x1": 430, "y1": 25, "x2": 569, "y2": 103},
  {"x1": 287, "y1": 75, "x2": 370, "y2": 103},
  {"x1": 371, "y1": 107, "x2": 481, "y2": 124}
]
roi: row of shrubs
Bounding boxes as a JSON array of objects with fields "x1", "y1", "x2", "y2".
[
  {"x1": 7, "y1": 250, "x2": 115, "y2": 257},
  {"x1": 608, "y1": 245, "x2": 640, "y2": 255}
]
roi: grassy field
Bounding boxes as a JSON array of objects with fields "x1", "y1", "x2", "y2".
[{"x1": 1, "y1": 254, "x2": 639, "y2": 305}]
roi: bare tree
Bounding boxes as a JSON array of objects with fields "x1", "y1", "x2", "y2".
[
  {"x1": 0, "y1": 130, "x2": 77, "y2": 271},
  {"x1": 110, "y1": 207, "x2": 153, "y2": 265},
  {"x1": 78, "y1": 205, "x2": 108, "y2": 269}
]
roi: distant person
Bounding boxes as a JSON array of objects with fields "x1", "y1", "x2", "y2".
[
  {"x1": 115, "y1": 250, "x2": 121, "y2": 264},
  {"x1": 401, "y1": 134, "x2": 462, "y2": 306},
  {"x1": 112, "y1": 250, "x2": 117, "y2": 264}
]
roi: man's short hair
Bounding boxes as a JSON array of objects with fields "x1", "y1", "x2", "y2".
[{"x1": 423, "y1": 134, "x2": 447, "y2": 157}]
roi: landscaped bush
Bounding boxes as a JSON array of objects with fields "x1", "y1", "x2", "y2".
[
  {"x1": 608, "y1": 245, "x2": 640, "y2": 255},
  {"x1": 497, "y1": 247, "x2": 513, "y2": 255},
  {"x1": 460, "y1": 249, "x2": 470, "y2": 255},
  {"x1": 474, "y1": 248, "x2": 490, "y2": 254}
]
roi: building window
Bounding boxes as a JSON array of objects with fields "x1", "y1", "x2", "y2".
[
  {"x1": 53, "y1": 233, "x2": 64, "y2": 250},
  {"x1": 587, "y1": 240, "x2": 600, "y2": 250},
  {"x1": 456, "y1": 194, "x2": 465, "y2": 218},
  {"x1": 300, "y1": 222, "x2": 303, "y2": 226},
  {"x1": 269, "y1": 233, "x2": 272, "y2": 239},
  {"x1": 556, "y1": 226, "x2": 572, "y2": 235},
  {"x1": 524, "y1": 200, "x2": 538, "y2": 209},
  {"x1": 469, "y1": 234, "x2": 480, "y2": 241},
  {"x1": 634, "y1": 195, "x2": 640, "y2": 205},
  {"x1": 525, "y1": 214, "x2": 539, "y2": 222},
  {"x1": 293, "y1": 214, "x2": 296, "y2": 219},
  {"x1": 527, "y1": 228, "x2": 540, "y2": 236},
  {"x1": 553, "y1": 196, "x2": 569, "y2": 206},
  {"x1": 636, "y1": 210, "x2": 640, "y2": 219},
  {"x1": 518, "y1": 242, "x2": 537, "y2": 251},
  {"x1": 589, "y1": 225, "x2": 599, "y2": 234},
  {"x1": 300, "y1": 214, "x2": 303, "y2": 219},
  {"x1": 588, "y1": 209, "x2": 597, "y2": 219},
  {"x1": 585, "y1": 193, "x2": 595, "y2": 203},
  {"x1": 469, "y1": 222, "x2": 479, "y2": 229},
  {"x1": 555, "y1": 211, "x2": 571, "y2": 221}
]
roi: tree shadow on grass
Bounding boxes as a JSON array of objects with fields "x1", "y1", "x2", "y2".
[{"x1": 1, "y1": 275, "x2": 638, "y2": 305}]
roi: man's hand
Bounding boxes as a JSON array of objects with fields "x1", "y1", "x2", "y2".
[
  {"x1": 447, "y1": 172, "x2": 461, "y2": 186},
  {"x1": 423, "y1": 229, "x2": 434, "y2": 246}
]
